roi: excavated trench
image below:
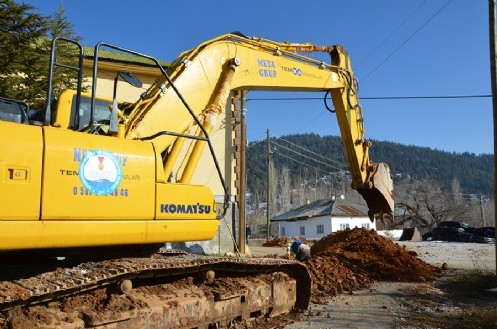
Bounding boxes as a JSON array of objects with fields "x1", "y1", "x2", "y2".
[{"x1": 1, "y1": 228, "x2": 442, "y2": 328}]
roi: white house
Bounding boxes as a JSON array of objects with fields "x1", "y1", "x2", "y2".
[{"x1": 271, "y1": 198, "x2": 376, "y2": 239}]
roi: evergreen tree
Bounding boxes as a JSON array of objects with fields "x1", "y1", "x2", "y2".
[
  {"x1": 44, "y1": 5, "x2": 85, "y2": 105},
  {"x1": 0, "y1": 0, "x2": 48, "y2": 108},
  {"x1": 0, "y1": 1, "x2": 82, "y2": 109}
]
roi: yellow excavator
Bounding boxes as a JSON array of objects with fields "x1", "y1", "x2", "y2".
[{"x1": 0, "y1": 32, "x2": 393, "y2": 328}]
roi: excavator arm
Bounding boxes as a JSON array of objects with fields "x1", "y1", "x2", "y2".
[{"x1": 120, "y1": 33, "x2": 394, "y2": 219}]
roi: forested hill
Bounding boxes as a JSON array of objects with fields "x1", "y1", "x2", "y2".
[{"x1": 246, "y1": 133, "x2": 494, "y2": 198}]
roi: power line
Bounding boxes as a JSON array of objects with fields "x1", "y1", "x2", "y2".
[
  {"x1": 271, "y1": 138, "x2": 332, "y2": 165},
  {"x1": 249, "y1": 134, "x2": 349, "y2": 177},
  {"x1": 276, "y1": 137, "x2": 347, "y2": 169},
  {"x1": 356, "y1": 0, "x2": 427, "y2": 69},
  {"x1": 247, "y1": 97, "x2": 324, "y2": 101},
  {"x1": 362, "y1": 95, "x2": 491, "y2": 100},
  {"x1": 272, "y1": 163, "x2": 344, "y2": 182},
  {"x1": 270, "y1": 140, "x2": 345, "y2": 172},
  {"x1": 269, "y1": 138, "x2": 349, "y2": 178},
  {"x1": 361, "y1": 0, "x2": 453, "y2": 82},
  {"x1": 246, "y1": 94, "x2": 491, "y2": 102},
  {"x1": 272, "y1": 150, "x2": 348, "y2": 179}
]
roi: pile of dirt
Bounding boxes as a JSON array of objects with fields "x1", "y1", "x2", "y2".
[
  {"x1": 262, "y1": 237, "x2": 312, "y2": 247},
  {"x1": 304, "y1": 228, "x2": 442, "y2": 303},
  {"x1": 262, "y1": 237, "x2": 289, "y2": 247}
]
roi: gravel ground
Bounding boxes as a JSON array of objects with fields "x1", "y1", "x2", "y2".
[
  {"x1": 397, "y1": 241, "x2": 496, "y2": 271},
  {"x1": 250, "y1": 241, "x2": 496, "y2": 329}
]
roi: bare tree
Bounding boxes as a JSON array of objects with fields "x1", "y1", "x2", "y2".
[
  {"x1": 465, "y1": 196, "x2": 494, "y2": 228},
  {"x1": 395, "y1": 178, "x2": 474, "y2": 232},
  {"x1": 292, "y1": 173, "x2": 305, "y2": 207},
  {"x1": 268, "y1": 160, "x2": 278, "y2": 215},
  {"x1": 482, "y1": 198, "x2": 494, "y2": 227},
  {"x1": 247, "y1": 187, "x2": 267, "y2": 238},
  {"x1": 277, "y1": 166, "x2": 292, "y2": 214},
  {"x1": 451, "y1": 178, "x2": 463, "y2": 202}
]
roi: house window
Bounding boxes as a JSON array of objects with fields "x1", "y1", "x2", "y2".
[
  {"x1": 281, "y1": 227, "x2": 286, "y2": 236},
  {"x1": 361, "y1": 223, "x2": 370, "y2": 230},
  {"x1": 317, "y1": 224, "x2": 324, "y2": 234},
  {"x1": 339, "y1": 223, "x2": 350, "y2": 231},
  {"x1": 300, "y1": 226, "x2": 305, "y2": 236}
]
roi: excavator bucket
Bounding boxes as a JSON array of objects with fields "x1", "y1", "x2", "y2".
[{"x1": 357, "y1": 162, "x2": 394, "y2": 222}]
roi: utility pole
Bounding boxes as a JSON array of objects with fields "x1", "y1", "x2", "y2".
[
  {"x1": 315, "y1": 171, "x2": 319, "y2": 200},
  {"x1": 235, "y1": 91, "x2": 247, "y2": 253},
  {"x1": 266, "y1": 129, "x2": 271, "y2": 242},
  {"x1": 488, "y1": 0, "x2": 497, "y2": 274},
  {"x1": 480, "y1": 194, "x2": 486, "y2": 227}
]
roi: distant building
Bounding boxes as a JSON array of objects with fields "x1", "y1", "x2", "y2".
[{"x1": 271, "y1": 198, "x2": 375, "y2": 239}]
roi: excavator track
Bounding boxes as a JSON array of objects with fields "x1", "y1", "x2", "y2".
[{"x1": 0, "y1": 254, "x2": 311, "y2": 328}]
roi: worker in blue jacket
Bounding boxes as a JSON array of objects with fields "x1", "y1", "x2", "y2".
[{"x1": 287, "y1": 238, "x2": 311, "y2": 261}]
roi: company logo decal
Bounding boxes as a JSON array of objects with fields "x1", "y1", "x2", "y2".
[
  {"x1": 78, "y1": 150, "x2": 123, "y2": 195},
  {"x1": 292, "y1": 67, "x2": 302, "y2": 76},
  {"x1": 160, "y1": 203, "x2": 211, "y2": 214},
  {"x1": 257, "y1": 58, "x2": 277, "y2": 78}
]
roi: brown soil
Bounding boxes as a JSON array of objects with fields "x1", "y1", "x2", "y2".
[
  {"x1": 5, "y1": 287, "x2": 142, "y2": 329},
  {"x1": 306, "y1": 228, "x2": 441, "y2": 303},
  {"x1": 262, "y1": 236, "x2": 312, "y2": 247},
  {"x1": 1, "y1": 228, "x2": 444, "y2": 328}
]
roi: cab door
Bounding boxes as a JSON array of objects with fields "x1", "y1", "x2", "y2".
[{"x1": 0, "y1": 122, "x2": 43, "y2": 220}]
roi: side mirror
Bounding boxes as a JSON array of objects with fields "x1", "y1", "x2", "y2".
[
  {"x1": 110, "y1": 71, "x2": 143, "y2": 134},
  {"x1": 118, "y1": 70, "x2": 142, "y2": 88}
]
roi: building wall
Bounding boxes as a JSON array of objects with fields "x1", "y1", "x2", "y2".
[
  {"x1": 279, "y1": 217, "x2": 332, "y2": 239},
  {"x1": 330, "y1": 216, "x2": 375, "y2": 232},
  {"x1": 82, "y1": 63, "x2": 160, "y2": 102},
  {"x1": 278, "y1": 215, "x2": 376, "y2": 239}
]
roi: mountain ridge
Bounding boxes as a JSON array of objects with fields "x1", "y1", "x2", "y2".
[{"x1": 246, "y1": 133, "x2": 493, "y2": 199}]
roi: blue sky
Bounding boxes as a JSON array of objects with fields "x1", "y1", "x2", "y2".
[{"x1": 24, "y1": 0, "x2": 492, "y2": 154}]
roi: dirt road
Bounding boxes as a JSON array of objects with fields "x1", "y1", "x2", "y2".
[{"x1": 250, "y1": 241, "x2": 496, "y2": 329}]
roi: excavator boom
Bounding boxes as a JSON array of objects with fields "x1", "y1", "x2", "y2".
[{"x1": 120, "y1": 33, "x2": 394, "y2": 218}]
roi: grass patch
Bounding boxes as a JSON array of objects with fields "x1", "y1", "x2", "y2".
[
  {"x1": 437, "y1": 270, "x2": 497, "y2": 329},
  {"x1": 447, "y1": 269, "x2": 497, "y2": 298},
  {"x1": 406, "y1": 306, "x2": 497, "y2": 329},
  {"x1": 458, "y1": 306, "x2": 497, "y2": 329},
  {"x1": 399, "y1": 270, "x2": 497, "y2": 329}
]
